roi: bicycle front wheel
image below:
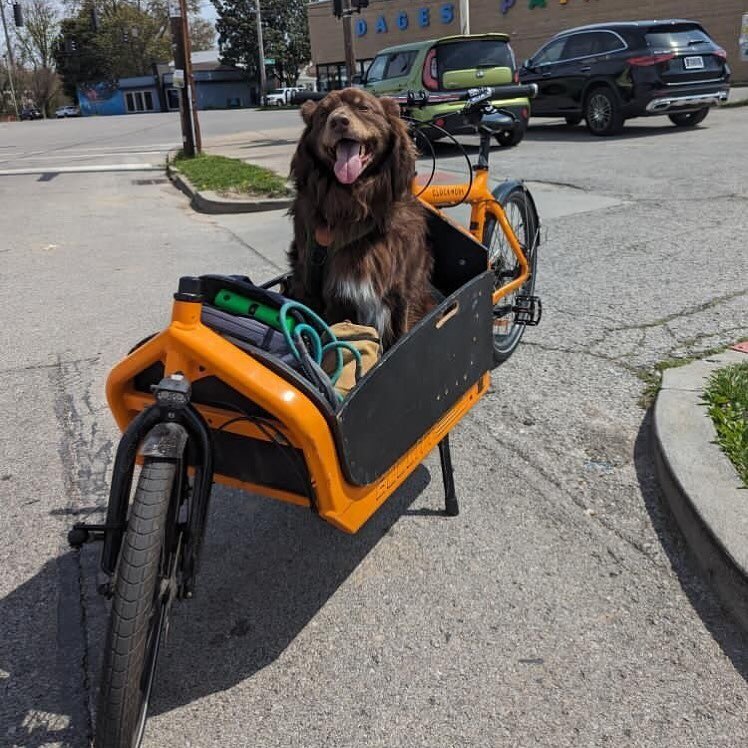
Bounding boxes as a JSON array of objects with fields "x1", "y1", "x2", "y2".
[
  {"x1": 95, "y1": 458, "x2": 178, "y2": 748},
  {"x1": 482, "y1": 184, "x2": 539, "y2": 366}
]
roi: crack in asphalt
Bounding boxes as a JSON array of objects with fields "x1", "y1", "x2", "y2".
[
  {"x1": 0, "y1": 356, "x2": 100, "y2": 378},
  {"x1": 528, "y1": 287, "x2": 746, "y2": 378},
  {"x1": 607, "y1": 288, "x2": 747, "y2": 333},
  {"x1": 50, "y1": 355, "x2": 112, "y2": 746}
]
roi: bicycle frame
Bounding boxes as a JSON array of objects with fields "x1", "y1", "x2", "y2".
[
  {"x1": 106, "y1": 288, "x2": 492, "y2": 536},
  {"x1": 415, "y1": 170, "x2": 529, "y2": 308},
  {"x1": 410, "y1": 105, "x2": 532, "y2": 308}
]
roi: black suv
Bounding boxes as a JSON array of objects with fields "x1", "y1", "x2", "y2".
[{"x1": 520, "y1": 20, "x2": 730, "y2": 135}]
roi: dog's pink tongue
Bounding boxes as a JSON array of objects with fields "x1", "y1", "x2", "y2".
[{"x1": 334, "y1": 141, "x2": 363, "y2": 184}]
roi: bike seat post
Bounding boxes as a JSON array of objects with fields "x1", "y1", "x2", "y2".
[{"x1": 476, "y1": 129, "x2": 492, "y2": 171}]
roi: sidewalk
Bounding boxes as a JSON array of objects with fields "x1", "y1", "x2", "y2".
[
  {"x1": 728, "y1": 85, "x2": 748, "y2": 104},
  {"x1": 203, "y1": 124, "x2": 303, "y2": 178},
  {"x1": 653, "y1": 345, "x2": 748, "y2": 631}
]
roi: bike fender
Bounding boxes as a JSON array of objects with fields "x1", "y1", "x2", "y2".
[
  {"x1": 139, "y1": 422, "x2": 189, "y2": 460},
  {"x1": 491, "y1": 180, "x2": 541, "y2": 232}
]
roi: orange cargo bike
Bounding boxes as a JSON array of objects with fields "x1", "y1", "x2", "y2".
[{"x1": 68, "y1": 82, "x2": 541, "y2": 747}]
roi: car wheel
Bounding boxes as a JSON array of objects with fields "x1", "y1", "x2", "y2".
[
  {"x1": 565, "y1": 115, "x2": 582, "y2": 126},
  {"x1": 494, "y1": 124, "x2": 526, "y2": 148},
  {"x1": 584, "y1": 88, "x2": 624, "y2": 136},
  {"x1": 669, "y1": 108, "x2": 709, "y2": 127}
]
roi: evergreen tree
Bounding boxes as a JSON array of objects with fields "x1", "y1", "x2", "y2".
[{"x1": 213, "y1": 0, "x2": 310, "y2": 86}]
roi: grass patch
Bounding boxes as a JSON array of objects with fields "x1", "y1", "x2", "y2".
[
  {"x1": 173, "y1": 152, "x2": 291, "y2": 198},
  {"x1": 722, "y1": 98, "x2": 748, "y2": 109},
  {"x1": 702, "y1": 362, "x2": 748, "y2": 487}
]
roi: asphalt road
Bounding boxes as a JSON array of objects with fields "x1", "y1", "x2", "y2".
[
  {"x1": 1, "y1": 106, "x2": 747, "y2": 748},
  {"x1": 0, "y1": 110, "x2": 302, "y2": 174}
]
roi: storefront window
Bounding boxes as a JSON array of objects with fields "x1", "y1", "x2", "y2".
[{"x1": 316, "y1": 60, "x2": 372, "y2": 91}]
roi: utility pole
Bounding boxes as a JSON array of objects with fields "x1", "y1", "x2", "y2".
[
  {"x1": 0, "y1": 1, "x2": 19, "y2": 118},
  {"x1": 169, "y1": 0, "x2": 195, "y2": 156},
  {"x1": 341, "y1": 0, "x2": 356, "y2": 84},
  {"x1": 179, "y1": 0, "x2": 202, "y2": 153},
  {"x1": 255, "y1": 1, "x2": 267, "y2": 103},
  {"x1": 459, "y1": 0, "x2": 470, "y2": 35}
]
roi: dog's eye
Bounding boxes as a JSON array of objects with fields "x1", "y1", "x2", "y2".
[{"x1": 356, "y1": 104, "x2": 369, "y2": 112}]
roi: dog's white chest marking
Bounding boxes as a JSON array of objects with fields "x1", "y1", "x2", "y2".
[{"x1": 327, "y1": 275, "x2": 391, "y2": 340}]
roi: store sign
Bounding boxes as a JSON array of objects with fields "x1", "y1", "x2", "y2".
[{"x1": 356, "y1": 3, "x2": 455, "y2": 37}]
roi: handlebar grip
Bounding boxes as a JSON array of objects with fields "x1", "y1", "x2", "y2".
[
  {"x1": 487, "y1": 83, "x2": 538, "y2": 100},
  {"x1": 398, "y1": 82, "x2": 538, "y2": 108}
]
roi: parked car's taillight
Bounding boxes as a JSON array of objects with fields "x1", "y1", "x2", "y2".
[
  {"x1": 422, "y1": 48, "x2": 438, "y2": 90},
  {"x1": 714, "y1": 48, "x2": 727, "y2": 60},
  {"x1": 628, "y1": 53, "x2": 675, "y2": 66}
]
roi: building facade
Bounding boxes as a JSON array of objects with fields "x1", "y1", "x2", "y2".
[
  {"x1": 308, "y1": 0, "x2": 748, "y2": 89},
  {"x1": 76, "y1": 52, "x2": 265, "y2": 116}
]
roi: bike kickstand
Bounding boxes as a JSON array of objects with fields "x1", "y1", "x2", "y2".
[{"x1": 438, "y1": 436, "x2": 459, "y2": 517}]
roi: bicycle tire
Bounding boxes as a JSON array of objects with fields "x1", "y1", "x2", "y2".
[
  {"x1": 482, "y1": 184, "x2": 538, "y2": 367},
  {"x1": 95, "y1": 458, "x2": 177, "y2": 748}
]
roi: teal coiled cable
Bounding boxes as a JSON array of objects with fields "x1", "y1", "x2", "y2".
[{"x1": 278, "y1": 301, "x2": 364, "y2": 394}]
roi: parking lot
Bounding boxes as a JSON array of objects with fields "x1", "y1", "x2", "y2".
[{"x1": 1, "y1": 105, "x2": 747, "y2": 747}]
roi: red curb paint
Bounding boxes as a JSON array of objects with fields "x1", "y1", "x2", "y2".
[{"x1": 731, "y1": 341, "x2": 748, "y2": 353}]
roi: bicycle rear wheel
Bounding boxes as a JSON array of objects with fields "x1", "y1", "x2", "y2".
[
  {"x1": 95, "y1": 457, "x2": 179, "y2": 748},
  {"x1": 482, "y1": 184, "x2": 539, "y2": 366}
]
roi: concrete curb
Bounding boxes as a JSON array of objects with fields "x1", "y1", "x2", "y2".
[
  {"x1": 166, "y1": 159, "x2": 293, "y2": 215},
  {"x1": 652, "y1": 348, "x2": 748, "y2": 630}
]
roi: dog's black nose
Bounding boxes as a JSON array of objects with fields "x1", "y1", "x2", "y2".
[{"x1": 330, "y1": 114, "x2": 350, "y2": 131}]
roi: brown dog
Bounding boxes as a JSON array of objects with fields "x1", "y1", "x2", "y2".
[{"x1": 287, "y1": 88, "x2": 433, "y2": 348}]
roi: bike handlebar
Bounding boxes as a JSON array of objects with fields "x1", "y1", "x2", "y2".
[{"x1": 397, "y1": 83, "x2": 538, "y2": 109}]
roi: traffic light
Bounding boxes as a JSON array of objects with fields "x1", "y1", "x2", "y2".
[
  {"x1": 332, "y1": 0, "x2": 343, "y2": 18},
  {"x1": 352, "y1": 0, "x2": 369, "y2": 9},
  {"x1": 13, "y1": 3, "x2": 23, "y2": 27}
]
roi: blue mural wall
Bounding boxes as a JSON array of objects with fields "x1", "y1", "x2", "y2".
[
  {"x1": 77, "y1": 81, "x2": 127, "y2": 116},
  {"x1": 79, "y1": 72, "x2": 252, "y2": 115}
]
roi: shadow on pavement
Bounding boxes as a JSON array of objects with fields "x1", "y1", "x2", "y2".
[
  {"x1": 0, "y1": 552, "x2": 91, "y2": 748},
  {"x1": 142, "y1": 465, "x2": 432, "y2": 715},
  {"x1": 0, "y1": 465, "x2": 432, "y2": 744},
  {"x1": 634, "y1": 409, "x2": 748, "y2": 681}
]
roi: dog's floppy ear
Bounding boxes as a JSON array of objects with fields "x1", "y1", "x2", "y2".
[
  {"x1": 300, "y1": 100, "x2": 318, "y2": 126},
  {"x1": 379, "y1": 97, "x2": 401, "y2": 120},
  {"x1": 380, "y1": 97, "x2": 417, "y2": 198}
]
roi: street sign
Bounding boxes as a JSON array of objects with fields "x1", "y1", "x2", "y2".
[{"x1": 173, "y1": 69, "x2": 185, "y2": 88}]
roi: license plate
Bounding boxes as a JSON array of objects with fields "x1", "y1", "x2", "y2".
[{"x1": 684, "y1": 56, "x2": 704, "y2": 69}]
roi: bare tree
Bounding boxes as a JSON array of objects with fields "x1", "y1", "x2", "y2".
[{"x1": 15, "y1": 0, "x2": 62, "y2": 116}]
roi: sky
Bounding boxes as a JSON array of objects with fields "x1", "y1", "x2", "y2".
[{"x1": 198, "y1": 0, "x2": 218, "y2": 25}]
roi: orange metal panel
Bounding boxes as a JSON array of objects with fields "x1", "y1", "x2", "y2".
[{"x1": 106, "y1": 301, "x2": 491, "y2": 534}]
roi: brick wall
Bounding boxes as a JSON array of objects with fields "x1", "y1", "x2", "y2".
[{"x1": 308, "y1": 0, "x2": 748, "y2": 83}]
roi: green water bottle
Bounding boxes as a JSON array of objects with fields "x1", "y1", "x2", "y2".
[{"x1": 214, "y1": 289, "x2": 295, "y2": 333}]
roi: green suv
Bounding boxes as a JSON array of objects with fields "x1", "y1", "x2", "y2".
[{"x1": 359, "y1": 34, "x2": 530, "y2": 146}]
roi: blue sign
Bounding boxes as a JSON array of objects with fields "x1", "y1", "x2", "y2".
[{"x1": 356, "y1": 4, "x2": 455, "y2": 37}]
